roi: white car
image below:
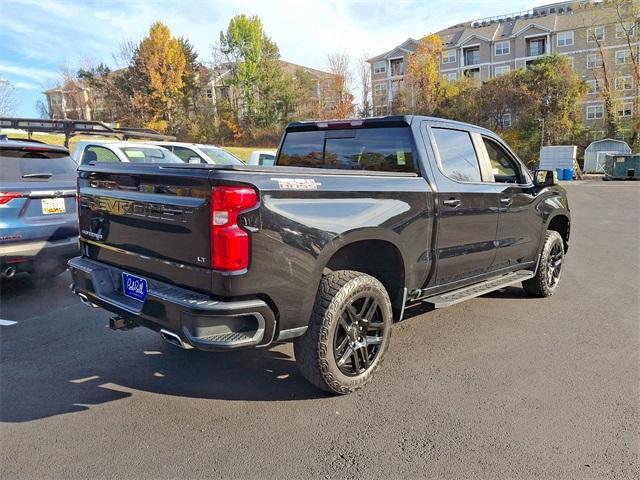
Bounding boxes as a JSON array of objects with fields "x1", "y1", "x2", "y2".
[
  {"x1": 150, "y1": 142, "x2": 244, "y2": 165},
  {"x1": 247, "y1": 149, "x2": 277, "y2": 166},
  {"x1": 73, "y1": 140, "x2": 183, "y2": 165}
]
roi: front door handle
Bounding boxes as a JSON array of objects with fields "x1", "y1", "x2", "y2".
[
  {"x1": 500, "y1": 197, "x2": 512, "y2": 206},
  {"x1": 442, "y1": 198, "x2": 461, "y2": 207}
]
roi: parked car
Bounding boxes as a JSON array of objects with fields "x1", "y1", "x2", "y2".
[
  {"x1": 247, "y1": 149, "x2": 277, "y2": 166},
  {"x1": 0, "y1": 139, "x2": 79, "y2": 278},
  {"x1": 72, "y1": 141, "x2": 183, "y2": 165},
  {"x1": 69, "y1": 115, "x2": 570, "y2": 394},
  {"x1": 150, "y1": 142, "x2": 244, "y2": 165}
]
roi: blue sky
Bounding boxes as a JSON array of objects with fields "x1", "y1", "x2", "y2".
[{"x1": 1, "y1": 0, "x2": 536, "y2": 117}]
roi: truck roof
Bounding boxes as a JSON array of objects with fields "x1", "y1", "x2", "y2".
[{"x1": 286, "y1": 115, "x2": 494, "y2": 136}]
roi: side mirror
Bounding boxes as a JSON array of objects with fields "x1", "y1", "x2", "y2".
[
  {"x1": 533, "y1": 169, "x2": 557, "y2": 187},
  {"x1": 188, "y1": 157, "x2": 201, "y2": 164}
]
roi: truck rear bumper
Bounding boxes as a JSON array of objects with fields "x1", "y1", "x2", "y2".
[{"x1": 68, "y1": 256, "x2": 276, "y2": 351}]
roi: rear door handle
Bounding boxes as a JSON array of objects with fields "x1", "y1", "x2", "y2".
[
  {"x1": 442, "y1": 198, "x2": 461, "y2": 207},
  {"x1": 500, "y1": 197, "x2": 512, "y2": 205}
]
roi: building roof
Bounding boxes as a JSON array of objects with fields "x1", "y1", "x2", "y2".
[{"x1": 367, "y1": 0, "x2": 625, "y2": 62}]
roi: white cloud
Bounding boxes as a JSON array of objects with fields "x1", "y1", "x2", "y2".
[{"x1": 0, "y1": 63, "x2": 58, "y2": 81}]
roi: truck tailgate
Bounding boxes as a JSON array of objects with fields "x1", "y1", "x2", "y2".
[{"x1": 78, "y1": 164, "x2": 213, "y2": 291}]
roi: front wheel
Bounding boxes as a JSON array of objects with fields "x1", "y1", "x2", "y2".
[
  {"x1": 523, "y1": 230, "x2": 565, "y2": 297},
  {"x1": 294, "y1": 270, "x2": 393, "y2": 394}
]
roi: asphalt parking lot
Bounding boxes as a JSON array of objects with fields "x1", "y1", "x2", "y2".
[{"x1": 1, "y1": 180, "x2": 638, "y2": 479}]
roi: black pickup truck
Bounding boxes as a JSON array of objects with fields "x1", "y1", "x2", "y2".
[{"x1": 69, "y1": 116, "x2": 570, "y2": 394}]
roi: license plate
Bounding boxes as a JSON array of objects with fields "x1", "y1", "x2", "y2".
[
  {"x1": 41, "y1": 198, "x2": 66, "y2": 214},
  {"x1": 122, "y1": 272, "x2": 148, "y2": 302}
]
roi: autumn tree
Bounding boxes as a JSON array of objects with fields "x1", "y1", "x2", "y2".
[
  {"x1": 131, "y1": 22, "x2": 187, "y2": 133},
  {"x1": 405, "y1": 34, "x2": 444, "y2": 114}
]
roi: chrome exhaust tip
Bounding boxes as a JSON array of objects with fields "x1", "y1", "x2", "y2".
[
  {"x1": 77, "y1": 291, "x2": 99, "y2": 308},
  {"x1": 160, "y1": 329, "x2": 193, "y2": 350},
  {"x1": 2, "y1": 266, "x2": 16, "y2": 278}
]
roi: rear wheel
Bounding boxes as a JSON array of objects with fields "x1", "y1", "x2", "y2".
[
  {"x1": 294, "y1": 270, "x2": 392, "y2": 394},
  {"x1": 523, "y1": 230, "x2": 565, "y2": 297}
]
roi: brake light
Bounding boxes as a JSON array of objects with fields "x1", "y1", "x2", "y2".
[
  {"x1": 0, "y1": 192, "x2": 21, "y2": 205},
  {"x1": 210, "y1": 185, "x2": 257, "y2": 271}
]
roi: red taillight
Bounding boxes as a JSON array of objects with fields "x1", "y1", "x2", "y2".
[
  {"x1": 0, "y1": 192, "x2": 21, "y2": 205},
  {"x1": 210, "y1": 185, "x2": 257, "y2": 271}
]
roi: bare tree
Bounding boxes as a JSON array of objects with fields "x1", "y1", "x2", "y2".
[
  {"x1": 0, "y1": 80, "x2": 18, "y2": 116},
  {"x1": 356, "y1": 51, "x2": 372, "y2": 117},
  {"x1": 323, "y1": 51, "x2": 355, "y2": 119}
]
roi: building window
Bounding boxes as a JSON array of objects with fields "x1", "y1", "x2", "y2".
[
  {"x1": 557, "y1": 31, "x2": 574, "y2": 47},
  {"x1": 373, "y1": 61, "x2": 386, "y2": 74},
  {"x1": 615, "y1": 76, "x2": 633, "y2": 91},
  {"x1": 463, "y1": 47, "x2": 480, "y2": 66},
  {"x1": 311, "y1": 80, "x2": 320, "y2": 97},
  {"x1": 616, "y1": 22, "x2": 636, "y2": 39},
  {"x1": 442, "y1": 50, "x2": 456, "y2": 64},
  {"x1": 390, "y1": 59, "x2": 404, "y2": 76},
  {"x1": 586, "y1": 104, "x2": 604, "y2": 120},
  {"x1": 495, "y1": 41, "x2": 510, "y2": 56},
  {"x1": 463, "y1": 67, "x2": 480, "y2": 79},
  {"x1": 586, "y1": 54, "x2": 602, "y2": 69},
  {"x1": 205, "y1": 86, "x2": 213, "y2": 99},
  {"x1": 494, "y1": 65, "x2": 510, "y2": 77},
  {"x1": 500, "y1": 112, "x2": 512, "y2": 128},
  {"x1": 373, "y1": 83, "x2": 387, "y2": 96},
  {"x1": 587, "y1": 26, "x2": 605, "y2": 42},
  {"x1": 615, "y1": 50, "x2": 631, "y2": 65},
  {"x1": 527, "y1": 37, "x2": 546, "y2": 57},
  {"x1": 586, "y1": 79, "x2": 601, "y2": 94},
  {"x1": 618, "y1": 102, "x2": 633, "y2": 117},
  {"x1": 565, "y1": 55, "x2": 575, "y2": 70},
  {"x1": 442, "y1": 71, "x2": 458, "y2": 81}
]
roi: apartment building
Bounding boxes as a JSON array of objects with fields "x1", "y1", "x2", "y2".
[
  {"x1": 369, "y1": 1, "x2": 639, "y2": 138},
  {"x1": 205, "y1": 60, "x2": 339, "y2": 119}
]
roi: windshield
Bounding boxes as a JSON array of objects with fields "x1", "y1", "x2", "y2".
[
  {"x1": 121, "y1": 147, "x2": 183, "y2": 163},
  {"x1": 200, "y1": 147, "x2": 243, "y2": 165},
  {"x1": 0, "y1": 150, "x2": 77, "y2": 182}
]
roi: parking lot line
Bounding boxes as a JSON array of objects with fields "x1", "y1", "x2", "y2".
[{"x1": 0, "y1": 319, "x2": 18, "y2": 326}]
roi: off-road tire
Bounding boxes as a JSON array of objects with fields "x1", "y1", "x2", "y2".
[
  {"x1": 523, "y1": 230, "x2": 564, "y2": 297},
  {"x1": 294, "y1": 270, "x2": 393, "y2": 394}
]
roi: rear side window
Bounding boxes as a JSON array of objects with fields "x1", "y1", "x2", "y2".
[
  {"x1": 278, "y1": 127, "x2": 416, "y2": 172},
  {"x1": 258, "y1": 154, "x2": 275, "y2": 166},
  {"x1": 121, "y1": 147, "x2": 182, "y2": 163},
  {"x1": 81, "y1": 145, "x2": 120, "y2": 165},
  {"x1": 432, "y1": 128, "x2": 481, "y2": 182},
  {"x1": 0, "y1": 150, "x2": 76, "y2": 181}
]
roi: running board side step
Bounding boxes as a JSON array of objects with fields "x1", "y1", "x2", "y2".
[{"x1": 423, "y1": 270, "x2": 535, "y2": 308}]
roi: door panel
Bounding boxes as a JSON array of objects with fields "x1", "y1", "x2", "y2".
[
  {"x1": 427, "y1": 125, "x2": 499, "y2": 285},
  {"x1": 477, "y1": 136, "x2": 541, "y2": 270}
]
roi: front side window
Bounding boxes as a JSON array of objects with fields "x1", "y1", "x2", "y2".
[
  {"x1": 278, "y1": 127, "x2": 416, "y2": 173},
  {"x1": 81, "y1": 145, "x2": 120, "y2": 165},
  {"x1": 432, "y1": 128, "x2": 481, "y2": 182},
  {"x1": 483, "y1": 137, "x2": 521, "y2": 183},
  {"x1": 120, "y1": 147, "x2": 182, "y2": 163},
  {"x1": 200, "y1": 147, "x2": 243, "y2": 165}
]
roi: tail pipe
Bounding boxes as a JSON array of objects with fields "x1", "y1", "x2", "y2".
[
  {"x1": 160, "y1": 329, "x2": 193, "y2": 350},
  {"x1": 2, "y1": 266, "x2": 16, "y2": 278}
]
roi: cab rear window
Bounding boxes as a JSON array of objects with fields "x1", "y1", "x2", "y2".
[
  {"x1": 277, "y1": 127, "x2": 416, "y2": 172},
  {"x1": 0, "y1": 149, "x2": 77, "y2": 181}
]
